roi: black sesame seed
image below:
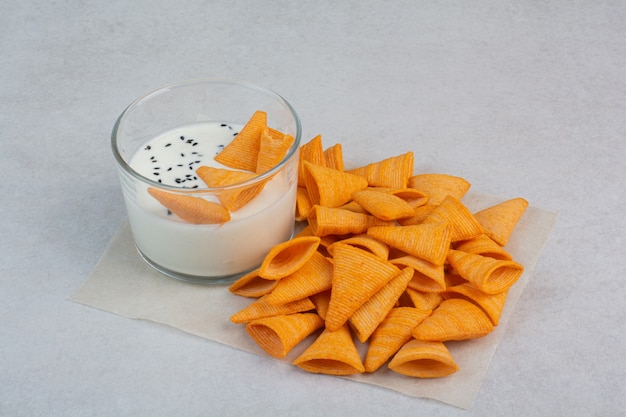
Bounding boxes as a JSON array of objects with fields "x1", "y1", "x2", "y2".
[
  {"x1": 220, "y1": 123, "x2": 227, "y2": 127},
  {"x1": 167, "y1": 210, "x2": 172, "y2": 215},
  {"x1": 145, "y1": 145, "x2": 151, "y2": 150},
  {"x1": 177, "y1": 164, "x2": 183, "y2": 167},
  {"x1": 180, "y1": 136, "x2": 185, "y2": 140},
  {"x1": 165, "y1": 143, "x2": 171, "y2": 147},
  {"x1": 150, "y1": 156, "x2": 155, "y2": 160},
  {"x1": 181, "y1": 153, "x2": 185, "y2": 157},
  {"x1": 192, "y1": 142, "x2": 198, "y2": 146},
  {"x1": 167, "y1": 167, "x2": 172, "y2": 171},
  {"x1": 158, "y1": 179, "x2": 162, "y2": 183},
  {"x1": 153, "y1": 172, "x2": 160, "y2": 176}
]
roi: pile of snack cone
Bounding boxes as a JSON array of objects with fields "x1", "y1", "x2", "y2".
[{"x1": 229, "y1": 133, "x2": 529, "y2": 379}]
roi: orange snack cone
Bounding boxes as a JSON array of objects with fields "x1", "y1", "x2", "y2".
[
  {"x1": 323, "y1": 143, "x2": 344, "y2": 171},
  {"x1": 347, "y1": 152, "x2": 414, "y2": 188},
  {"x1": 256, "y1": 127, "x2": 295, "y2": 174},
  {"x1": 422, "y1": 195, "x2": 483, "y2": 242},
  {"x1": 230, "y1": 295, "x2": 315, "y2": 324},
  {"x1": 325, "y1": 243, "x2": 400, "y2": 331},
  {"x1": 367, "y1": 222, "x2": 451, "y2": 266},
  {"x1": 265, "y1": 252, "x2": 334, "y2": 306},
  {"x1": 228, "y1": 268, "x2": 278, "y2": 298},
  {"x1": 390, "y1": 255, "x2": 446, "y2": 292},
  {"x1": 196, "y1": 166, "x2": 264, "y2": 211},
  {"x1": 364, "y1": 307, "x2": 432, "y2": 372},
  {"x1": 246, "y1": 313, "x2": 324, "y2": 359},
  {"x1": 351, "y1": 189, "x2": 416, "y2": 221},
  {"x1": 402, "y1": 288, "x2": 444, "y2": 311},
  {"x1": 298, "y1": 134, "x2": 325, "y2": 187},
  {"x1": 259, "y1": 236, "x2": 321, "y2": 280},
  {"x1": 446, "y1": 249, "x2": 524, "y2": 294},
  {"x1": 388, "y1": 339, "x2": 459, "y2": 378},
  {"x1": 444, "y1": 283, "x2": 509, "y2": 326},
  {"x1": 455, "y1": 234, "x2": 513, "y2": 261},
  {"x1": 412, "y1": 298, "x2": 494, "y2": 341},
  {"x1": 304, "y1": 161, "x2": 368, "y2": 207},
  {"x1": 293, "y1": 324, "x2": 365, "y2": 375},
  {"x1": 407, "y1": 173, "x2": 471, "y2": 205},
  {"x1": 147, "y1": 187, "x2": 230, "y2": 224},
  {"x1": 349, "y1": 266, "x2": 415, "y2": 343},
  {"x1": 473, "y1": 197, "x2": 529, "y2": 246},
  {"x1": 308, "y1": 205, "x2": 392, "y2": 237},
  {"x1": 295, "y1": 187, "x2": 313, "y2": 221},
  {"x1": 214, "y1": 110, "x2": 266, "y2": 171}
]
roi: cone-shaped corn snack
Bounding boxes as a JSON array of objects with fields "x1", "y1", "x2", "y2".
[
  {"x1": 256, "y1": 127, "x2": 294, "y2": 174},
  {"x1": 446, "y1": 249, "x2": 523, "y2": 294},
  {"x1": 246, "y1": 313, "x2": 324, "y2": 359},
  {"x1": 388, "y1": 339, "x2": 459, "y2": 378},
  {"x1": 347, "y1": 152, "x2": 414, "y2": 189},
  {"x1": 323, "y1": 143, "x2": 344, "y2": 171},
  {"x1": 304, "y1": 161, "x2": 369, "y2": 207},
  {"x1": 351, "y1": 189, "x2": 416, "y2": 221},
  {"x1": 298, "y1": 134, "x2": 325, "y2": 187},
  {"x1": 325, "y1": 243, "x2": 400, "y2": 331},
  {"x1": 258, "y1": 236, "x2": 321, "y2": 280},
  {"x1": 367, "y1": 222, "x2": 451, "y2": 266},
  {"x1": 407, "y1": 173, "x2": 471, "y2": 205},
  {"x1": 293, "y1": 324, "x2": 365, "y2": 375},
  {"x1": 265, "y1": 252, "x2": 334, "y2": 306},
  {"x1": 364, "y1": 307, "x2": 432, "y2": 372},
  {"x1": 412, "y1": 298, "x2": 494, "y2": 341},
  {"x1": 230, "y1": 295, "x2": 315, "y2": 324},
  {"x1": 147, "y1": 188, "x2": 230, "y2": 224},
  {"x1": 214, "y1": 110, "x2": 266, "y2": 171},
  {"x1": 473, "y1": 197, "x2": 528, "y2": 246},
  {"x1": 228, "y1": 268, "x2": 278, "y2": 298}
]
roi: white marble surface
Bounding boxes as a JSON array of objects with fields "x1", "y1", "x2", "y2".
[{"x1": 1, "y1": 1, "x2": 624, "y2": 416}]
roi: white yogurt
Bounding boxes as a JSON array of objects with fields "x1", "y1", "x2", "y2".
[{"x1": 121, "y1": 122, "x2": 297, "y2": 280}]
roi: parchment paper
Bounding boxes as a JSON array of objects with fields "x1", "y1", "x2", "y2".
[{"x1": 71, "y1": 192, "x2": 559, "y2": 409}]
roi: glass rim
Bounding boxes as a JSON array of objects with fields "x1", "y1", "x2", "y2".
[{"x1": 111, "y1": 77, "x2": 302, "y2": 193}]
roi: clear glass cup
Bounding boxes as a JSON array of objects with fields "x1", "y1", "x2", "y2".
[{"x1": 111, "y1": 78, "x2": 301, "y2": 284}]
